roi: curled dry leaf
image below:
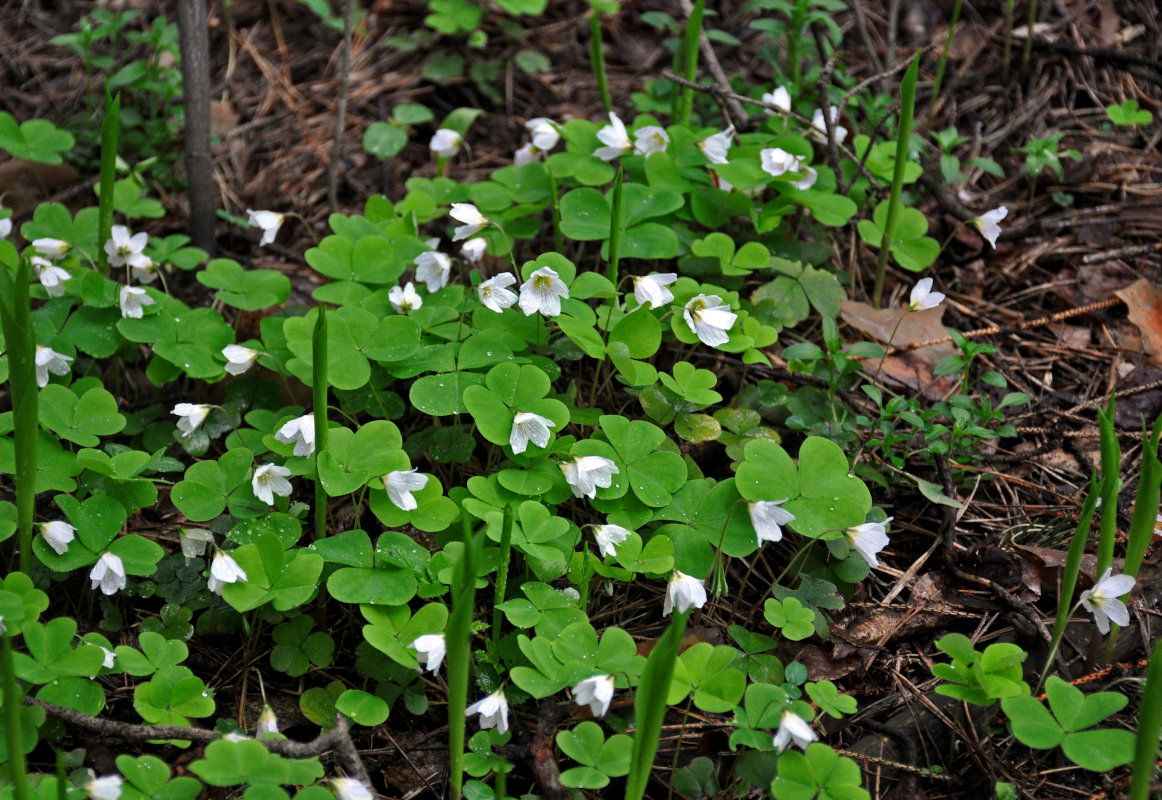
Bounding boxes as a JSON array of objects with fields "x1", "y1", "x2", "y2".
[
  {"x1": 1115, "y1": 278, "x2": 1162, "y2": 367},
  {"x1": 840, "y1": 300, "x2": 959, "y2": 399}
]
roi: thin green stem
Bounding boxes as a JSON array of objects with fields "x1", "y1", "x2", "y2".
[
  {"x1": 312, "y1": 306, "x2": 329, "y2": 541},
  {"x1": 678, "y1": 0, "x2": 704, "y2": 125},
  {"x1": 446, "y1": 517, "x2": 478, "y2": 800},
  {"x1": 928, "y1": 0, "x2": 961, "y2": 116},
  {"x1": 1129, "y1": 637, "x2": 1162, "y2": 800},
  {"x1": 97, "y1": 88, "x2": 120, "y2": 277},
  {"x1": 872, "y1": 53, "x2": 920, "y2": 308},
  {"x1": 0, "y1": 260, "x2": 37, "y2": 574},
  {"x1": 491, "y1": 504, "x2": 514, "y2": 653},
  {"x1": 1, "y1": 631, "x2": 31, "y2": 800},
  {"x1": 590, "y1": 11, "x2": 612, "y2": 114}
]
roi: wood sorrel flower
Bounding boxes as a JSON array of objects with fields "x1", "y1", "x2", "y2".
[
  {"x1": 809, "y1": 106, "x2": 847, "y2": 145},
  {"x1": 773, "y1": 709, "x2": 817, "y2": 751},
  {"x1": 35, "y1": 345, "x2": 72, "y2": 387},
  {"x1": 846, "y1": 518, "x2": 892, "y2": 567},
  {"x1": 105, "y1": 224, "x2": 149, "y2": 269},
  {"x1": 683, "y1": 294, "x2": 737, "y2": 347},
  {"x1": 573, "y1": 674, "x2": 616, "y2": 717},
  {"x1": 749, "y1": 500, "x2": 795, "y2": 545},
  {"x1": 331, "y1": 778, "x2": 373, "y2": 800},
  {"x1": 461, "y1": 237, "x2": 487, "y2": 264},
  {"x1": 593, "y1": 524, "x2": 631, "y2": 558},
  {"x1": 450, "y1": 203, "x2": 489, "y2": 241},
  {"x1": 762, "y1": 85, "x2": 791, "y2": 113},
  {"x1": 429, "y1": 128, "x2": 463, "y2": 158},
  {"x1": 33, "y1": 237, "x2": 71, "y2": 260},
  {"x1": 466, "y1": 690, "x2": 509, "y2": 734},
  {"x1": 594, "y1": 111, "x2": 632, "y2": 161},
  {"x1": 510, "y1": 411, "x2": 555, "y2": 454},
  {"x1": 246, "y1": 210, "x2": 285, "y2": 246},
  {"x1": 222, "y1": 344, "x2": 261, "y2": 375},
  {"x1": 384, "y1": 468, "x2": 429, "y2": 511},
  {"x1": 697, "y1": 126, "x2": 734, "y2": 165},
  {"x1": 972, "y1": 206, "x2": 1007, "y2": 248},
  {"x1": 909, "y1": 277, "x2": 945, "y2": 311},
  {"x1": 560, "y1": 455, "x2": 619, "y2": 499},
  {"x1": 90, "y1": 552, "x2": 127, "y2": 596},
  {"x1": 664, "y1": 570, "x2": 707, "y2": 615},
  {"x1": 518, "y1": 266, "x2": 569, "y2": 317},
  {"x1": 477, "y1": 272, "x2": 518, "y2": 312},
  {"x1": 208, "y1": 550, "x2": 248, "y2": 595},
  {"x1": 119, "y1": 285, "x2": 154, "y2": 319},
  {"x1": 1079, "y1": 568, "x2": 1136, "y2": 634},
  {"x1": 411, "y1": 633, "x2": 446, "y2": 672},
  {"x1": 172, "y1": 403, "x2": 213, "y2": 436},
  {"x1": 41, "y1": 520, "x2": 76, "y2": 555},
  {"x1": 180, "y1": 528, "x2": 214, "y2": 559},
  {"x1": 275, "y1": 413, "x2": 315, "y2": 457},
  {"x1": 252, "y1": 463, "x2": 292, "y2": 505},
  {"x1": 526, "y1": 117, "x2": 560, "y2": 152},
  {"x1": 87, "y1": 775, "x2": 124, "y2": 800},
  {"x1": 33, "y1": 256, "x2": 70, "y2": 297},
  {"x1": 415, "y1": 251, "x2": 452, "y2": 292},
  {"x1": 257, "y1": 705, "x2": 279, "y2": 735},
  {"x1": 632, "y1": 273, "x2": 678, "y2": 309},
  {"x1": 389, "y1": 281, "x2": 423, "y2": 313},
  {"x1": 633, "y1": 125, "x2": 670, "y2": 156}
]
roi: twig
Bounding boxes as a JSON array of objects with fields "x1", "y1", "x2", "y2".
[
  {"x1": 814, "y1": 52, "x2": 844, "y2": 192},
  {"x1": 677, "y1": 0, "x2": 747, "y2": 129},
  {"x1": 175, "y1": 0, "x2": 216, "y2": 254},
  {"x1": 27, "y1": 699, "x2": 371, "y2": 786},
  {"x1": 327, "y1": 0, "x2": 357, "y2": 212}
]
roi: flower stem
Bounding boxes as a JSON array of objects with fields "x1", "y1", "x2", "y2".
[
  {"x1": 1, "y1": 630, "x2": 30, "y2": 800},
  {"x1": 96, "y1": 88, "x2": 120, "y2": 277},
  {"x1": 446, "y1": 517, "x2": 479, "y2": 800},
  {"x1": 872, "y1": 52, "x2": 920, "y2": 309},
  {"x1": 312, "y1": 306, "x2": 329, "y2": 541},
  {"x1": 0, "y1": 260, "x2": 37, "y2": 574}
]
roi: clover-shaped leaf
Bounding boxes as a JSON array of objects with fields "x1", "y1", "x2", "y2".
[
  {"x1": 196, "y1": 258, "x2": 291, "y2": 311},
  {"x1": 38, "y1": 384, "x2": 126, "y2": 447},
  {"x1": 659, "y1": 361, "x2": 722, "y2": 406},
  {"x1": 0, "y1": 112, "x2": 74, "y2": 164},
  {"x1": 764, "y1": 597, "x2": 816, "y2": 641},
  {"x1": 221, "y1": 532, "x2": 324, "y2": 612}
]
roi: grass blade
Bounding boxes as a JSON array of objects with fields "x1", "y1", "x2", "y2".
[
  {"x1": 97, "y1": 88, "x2": 120, "y2": 277},
  {"x1": 872, "y1": 52, "x2": 920, "y2": 308},
  {"x1": 0, "y1": 258, "x2": 38, "y2": 574},
  {"x1": 446, "y1": 517, "x2": 479, "y2": 800},
  {"x1": 625, "y1": 609, "x2": 689, "y2": 800},
  {"x1": 312, "y1": 306, "x2": 329, "y2": 541}
]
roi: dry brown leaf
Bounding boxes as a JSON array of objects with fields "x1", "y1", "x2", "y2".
[
  {"x1": 840, "y1": 300, "x2": 959, "y2": 398},
  {"x1": 1114, "y1": 278, "x2": 1162, "y2": 366}
]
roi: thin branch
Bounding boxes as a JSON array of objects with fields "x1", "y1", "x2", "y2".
[
  {"x1": 175, "y1": 0, "x2": 215, "y2": 254},
  {"x1": 27, "y1": 699, "x2": 370, "y2": 786}
]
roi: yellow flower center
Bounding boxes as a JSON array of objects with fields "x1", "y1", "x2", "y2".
[{"x1": 533, "y1": 274, "x2": 551, "y2": 289}]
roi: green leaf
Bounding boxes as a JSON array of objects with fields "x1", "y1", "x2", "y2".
[
  {"x1": 1002, "y1": 694, "x2": 1063, "y2": 749},
  {"x1": 412, "y1": 372, "x2": 488, "y2": 416},
  {"x1": 327, "y1": 566, "x2": 418, "y2": 606},
  {"x1": 1061, "y1": 728, "x2": 1135, "y2": 771},
  {"x1": 363, "y1": 121, "x2": 407, "y2": 158},
  {"x1": 38, "y1": 384, "x2": 126, "y2": 447},
  {"x1": 196, "y1": 259, "x2": 291, "y2": 310},
  {"x1": 336, "y1": 689, "x2": 389, "y2": 726},
  {"x1": 0, "y1": 112, "x2": 74, "y2": 163}
]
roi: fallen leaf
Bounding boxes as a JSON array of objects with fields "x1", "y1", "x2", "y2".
[
  {"x1": 1115, "y1": 278, "x2": 1162, "y2": 366},
  {"x1": 841, "y1": 300, "x2": 959, "y2": 398}
]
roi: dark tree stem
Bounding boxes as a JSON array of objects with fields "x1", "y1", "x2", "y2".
[{"x1": 176, "y1": 0, "x2": 216, "y2": 255}]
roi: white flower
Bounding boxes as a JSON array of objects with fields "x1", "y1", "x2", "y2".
[
  {"x1": 633, "y1": 125, "x2": 670, "y2": 156},
  {"x1": 247, "y1": 210, "x2": 285, "y2": 247},
  {"x1": 510, "y1": 411, "x2": 555, "y2": 454},
  {"x1": 415, "y1": 251, "x2": 452, "y2": 292},
  {"x1": 519, "y1": 266, "x2": 570, "y2": 317},
  {"x1": 697, "y1": 126, "x2": 734, "y2": 165},
  {"x1": 275, "y1": 413, "x2": 316, "y2": 457},
  {"x1": 683, "y1": 294, "x2": 737, "y2": 347},
  {"x1": 33, "y1": 257, "x2": 71, "y2": 297},
  {"x1": 514, "y1": 142, "x2": 538, "y2": 166},
  {"x1": 33, "y1": 237, "x2": 71, "y2": 260},
  {"x1": 909, "y1": 278, "x2": 945, "y2": 312},
  {"x1": 119, "y1": 285, "x2": 154, "y2": 319},
  {"x1": 788, "y1": 165, "x2": 818, "y2": 191},
  {"x1": 846, "y1": 517, "x2": 892, "y2": 567},
  {"x1": 594, "y1": 111, "x2": 633, "y2": 161},
  {"x1": 461, "y1": 237, "x2": 487, "y2": 264},
  {"x1": 560, "y1": 455, "x2": 619, "y2": 499},
  {"x1": 573, "y1": 674, "x2": 616, "y2": 717},
  {"x1": 90, "y1": 552, "x2": 127, "y2": 596},
  {"x1": 411, "y1": 633, "x2": 447, "y2": 672},
  {"x1": 129, "y1": 256, "x2": 160, "y2": 284},
  {"x1": 972, "y1": 206, "x2": 1007, "y2": 249},
  {"x1": 632, "y1": 272, "x2": 678, "y2": 309},
  {"x1": 331, "y1": 778, "x2": 373, "y2": 800},
  {"x1": 560, "y1": 587, "x2": 580, "y2": 600},
  {"x1": 773, "y1": 709, "x2": 817, "y2": 751},
  {"x1": 384, "y1": 468, "x2": 429, "y2": 511},
  {"x1": 41, "y1": 521, "x2": 76, "y2": 555},
  {"x1": 389, "y1": 281, "x2": 424, "y2": 313},
  {"x1": 762, "y1": 86, "x2": 792, "y2": 114},
  {"x1": 180, "y1": 528, "x2": 214, "y2": 559},
  {"x1": 593, "y1": 524, "x2": 631, "y2": 558},
  {"x1": 809, "y1": 106, "x2": 847, "y2": 145},
  {"x1": 749, "y1": 500, "x2": 795, "y2": 545},
  {"x1": 252, "y1": 463, "x2": 292, "y2": 505},
  {"x1": 172, "y1": 403, "x2": 213, "y2": 436},
  {"x1": 466, "y1": 690, "x2": 509, "y2": 734},
  {"x1": 208, "y1": 550, "x2": 248, "y2": 595},
  {"x1": 222, "y1": 344, "x2": 261, "y2": 375},
  {"x1": 1079, "y1": 568, "x2": 1136, "y2": 634},
  {"x1": 760, "y1": 147, "x2": 806, "y2": 178},
  {"x1": 526, "y1": 117, "x2": 560, "y2": 152},
  {"x1": 0, "y1": 217, "x2": 10, "y2": 239},
  {"x1": 87, "y1": 775, "x2": 124, "y2": 800},
  {"x1": 430, "y1": 128, "x2": 463, "y2": 158},
  {"x1": 105, "y1": 225, "x2": 149, "y2": 269},
  {"x1": 664, "y1": 570, "x2": 707, "y2": 615},
  {"x1": 0, "y1": 615, "x2": 5, "y2": 636},
  {"x1": 450, "y1": 203, "x2": 489, "y2": 241},
  {"x1": 478, "y1": 272, "x2": 518, "y2": 312},
  {"x1": 257, "y1": 706, "x2": 278, "y2": 735},
  {"x1": 100, "y1": 647, "x2": 116, "y2": 669},
  {"x1": 34, "y1": 345, "x2": 73, "y2": 388}
]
